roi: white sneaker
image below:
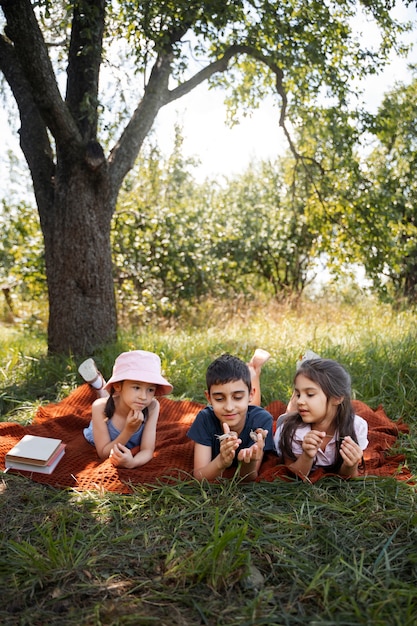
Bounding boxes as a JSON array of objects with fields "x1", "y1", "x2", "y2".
[
  {"x1": 296, "y1": 350, "x2": 321, "y2": 370},
  {"x1": 78, "y1": 358, "x2": 101, "y2": 385}
]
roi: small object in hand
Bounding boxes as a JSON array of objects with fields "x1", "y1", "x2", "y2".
[
  {"x1": 249, "y1": 430, "x2": 259, "y2": 443},
  {"x1": 250, "y1": 429, "x2": 267, "y2": 442},
  {"x1": 215, "y1": 431, "x2": 237, "y2": 441}
]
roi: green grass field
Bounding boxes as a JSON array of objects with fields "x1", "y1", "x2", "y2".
[{"x1": 1, "y1": 299, "x2": 417, "y2": 625}]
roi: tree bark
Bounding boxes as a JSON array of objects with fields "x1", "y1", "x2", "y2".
[{"x1": 44, "y1": 156, "x2": 117, "y2": 355}]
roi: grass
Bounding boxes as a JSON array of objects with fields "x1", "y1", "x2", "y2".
[
  {"x1": 1, "y1": 297, "x2": 417, "y2": 625},
  {"x1": 1, "y1": 477, "x2": 417, "y2": 625}
]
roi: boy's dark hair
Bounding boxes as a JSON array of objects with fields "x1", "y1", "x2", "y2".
[
  {"x1": 206, "y1": 353, "x2": 252, "y2": 393},
  {"x1": 280, "y1": 358, "x2": 357, "y2": 472}
]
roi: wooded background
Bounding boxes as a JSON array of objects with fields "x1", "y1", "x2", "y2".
[{"x1": 1, "y1": 1, "x2": 416, "y2": 354}]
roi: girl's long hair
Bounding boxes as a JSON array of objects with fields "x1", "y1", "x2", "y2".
[
  {"x1": 104, "y1": 393, "x2": 116, "y2": 419},
  {"x1": 279, "y1": 358, "x2": 357, "y2": 472}
]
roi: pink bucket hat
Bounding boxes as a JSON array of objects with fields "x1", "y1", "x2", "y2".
[{"x1": 104, "y1": 350, "x2": 173, "y2": 395}]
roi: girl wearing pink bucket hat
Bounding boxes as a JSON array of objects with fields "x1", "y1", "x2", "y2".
[{"x1": 81, "y1": 350, "x2": 172, "y2": 468}]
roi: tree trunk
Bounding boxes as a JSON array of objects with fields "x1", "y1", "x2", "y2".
[
  {"x1": 403, "y1": 250, "x2": 417, "y2": 304},
  {"x1": 43, "y1": 160, "x2": 117, "y2": 355}
]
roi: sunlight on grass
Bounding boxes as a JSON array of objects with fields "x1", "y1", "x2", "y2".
[
  {"x1": 0, "y1": 298, "x2": 417, "y2": 624},
  {"x1": 1, "y1": 297, "x2": 417, "y2": 422}
]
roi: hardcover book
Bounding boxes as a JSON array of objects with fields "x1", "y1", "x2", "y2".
[
  {"x1": 5, "y1": 443, "x2": 66, "y2": 474},
  {"x1": 6, "y1": 435, "x2": 63, "y2": 466}
]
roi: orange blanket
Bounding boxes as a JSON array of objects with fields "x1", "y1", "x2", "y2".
[{"x1": 0, "y1": 385, "x2": 412, "y2": 492}]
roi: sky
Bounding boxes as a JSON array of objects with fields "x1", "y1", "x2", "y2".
[
  {"x1": 154, "y1": 86, "x2": 285, "y2": 182},
  {"x1": 1, "y1": 2, "x2": 417, "y2": 187}
]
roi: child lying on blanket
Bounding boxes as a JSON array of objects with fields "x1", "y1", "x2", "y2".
[
  {"x1": 187, "y1": 350, "x2": 275, "y2": 482},
  {"x1": 274, "y1": 356, "x2": 369, "y2": 480},
  {"x1": 80, "y1": 350, "x2": 172, "y2": 469}
]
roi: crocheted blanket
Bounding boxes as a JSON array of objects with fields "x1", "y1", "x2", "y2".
[{"x1": 0, "y1": 385, "x2": 412, "y2": 492}]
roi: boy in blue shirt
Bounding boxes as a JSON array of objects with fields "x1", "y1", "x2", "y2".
[{"x1": 187, "y1": 352, "x2": 274, "y2": 482}]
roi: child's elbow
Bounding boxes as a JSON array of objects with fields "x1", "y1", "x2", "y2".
[{"x1": 192, "y1": 468, "x2": 205, "y2": 481}]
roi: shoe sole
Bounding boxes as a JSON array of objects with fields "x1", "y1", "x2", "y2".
[{"x1": 78, "y1": 358, "x2": 99, "y2": 383}]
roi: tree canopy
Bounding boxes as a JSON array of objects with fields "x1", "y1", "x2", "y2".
[
  {"x1": 0, "y1": 0, "x2": 412, "y2": 354},
  {"x1": 352, "y1": 75, "x2": 417, "y2": 302}
]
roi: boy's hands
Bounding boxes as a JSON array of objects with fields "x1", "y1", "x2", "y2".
[
  {"x1": 237, "y1": 428, "x2": 268, "y2": 463},
  {"x1": 217, "y1": 423, "x2": 241, "y2": 469},
  {"x1": 217, "y1": 425, "x2": 268, "y2": 469}
]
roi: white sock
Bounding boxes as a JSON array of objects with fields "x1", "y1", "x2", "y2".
[{"x1": 91, "y1": 375, "x2": 105, "y2": 390}]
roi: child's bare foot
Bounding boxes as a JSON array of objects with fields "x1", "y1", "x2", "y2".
[
  {"x1": 247, "y1": 349, "x2": 270, "y2": 407},
  {"x1": 248, "y1": 348, "x2": 271, "y2": 375}
]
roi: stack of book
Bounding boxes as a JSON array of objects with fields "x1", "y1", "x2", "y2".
[{"x1": 5, "y1": 435, "x2": 66, "y2": 474}]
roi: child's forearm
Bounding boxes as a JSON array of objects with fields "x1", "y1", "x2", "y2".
[
  {"x1": 287, "y1": 452, "x2": 315, "y2": 479},
  {"x1": 338, "y1": 462, "x2": 360, "y2": 478},
  {"x1": 130, "y1": 448, "x2": 155, "y2": 468},
  {"x1": 97, "y1": 432, "x2": 132, "y2": 459},
  {"x1": 193, "y1": 455, "x2": 229, "y2": 481},
  {"x1": 239, "y1": 456, "x2": 263, "y2": 482}
]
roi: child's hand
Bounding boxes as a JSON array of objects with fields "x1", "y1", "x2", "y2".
[
  {"x1": 109, "y1": 442, "x2": 135, "y2": 468},
  {"x1": 250, "y1": 428, "x2": 268, "y2": 445},
  {"x1": 125, "y1": 409, "x2": 145, "y2": 434},
  {"x1": 286, "y1": 392, "x2": 298, "y2": 413},
  {"x1": 301, "y1": 430, "x2": 326, "y2": 458},
  {"x1": 237, "y1": 444, "x2": 260, "y2": 464},
  {"x1": 339, "y1": 436, "x2": 363, "y2": 468},
  {"x1": 148, "y1": 398, "x2": 159, "y2": 412},
  {"x1": 238, "y1": 429, "x2": 268, "y2": 463},
  {"x1": 218, "y1": 423, "x2": 241, "y2": 469}
]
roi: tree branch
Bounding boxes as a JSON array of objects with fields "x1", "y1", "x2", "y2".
[
  {"x1": 108, "y1": 43, "x2": 291, "y2": 199},
  {"x1": 0, "y1": 0, "x2": 81, "y2": 149},
  {"x1": 163, "y1": 44, "x2": 261, "y2": 104},
  {"x1": 164, "y1": 43, "x2": 298, "y2": 153},
  {"x1": 108, "y1": 52, "x2": 174, "y2": 200},
  {"x1": 66, "y1": 0, "x2": 106, "y2": 141}
]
